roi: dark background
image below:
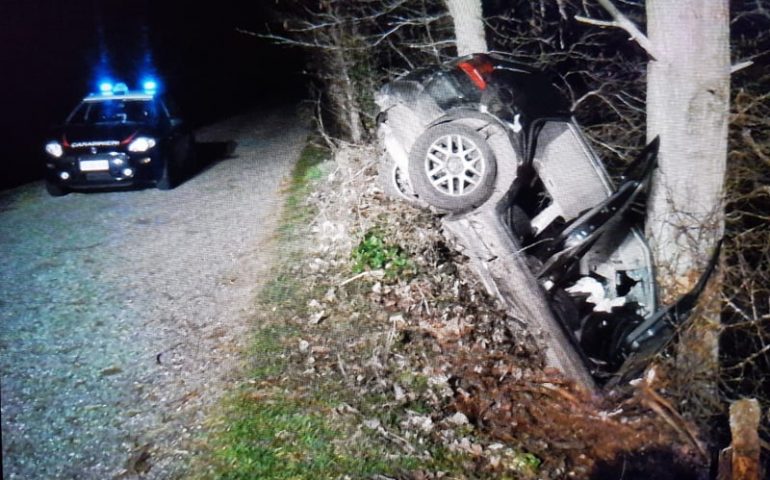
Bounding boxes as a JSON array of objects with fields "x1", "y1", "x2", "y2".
[{"x1": 0, "y1": 0, "x2": 307, "y2": 190}]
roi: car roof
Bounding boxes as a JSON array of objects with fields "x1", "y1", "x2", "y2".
[{"x1": 83, "y1": 93, "x2": 156, "y2": 102}]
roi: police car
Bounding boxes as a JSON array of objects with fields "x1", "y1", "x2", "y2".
[{"x1": 43, "y1": 80, "x2": 194, "y2": 196}]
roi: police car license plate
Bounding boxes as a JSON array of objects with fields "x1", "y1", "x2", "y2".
[{"x1": 80, "y1": 160, "x2": 110, "y2": 172}]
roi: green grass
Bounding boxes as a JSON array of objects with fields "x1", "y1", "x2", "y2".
[
  {"x1": 274, "y1": 141, "x2": 329, "y2": 236},
  {"x1": 283, "y1": 142, "x2": 327, "y2": 221},
  {"x1": 203, "y1": 319, "x2": 426, "y2": 479},
  {"x1": 292, "y1": 142, "x2": 328, "y2": 186},
  {"x1": 212, "y1": 398, "x2": 347, "y2": 480},
  {"x1": 246, "y1": 323, "x2": 296, "y2": 379},
  {"x1": 210, "y1": 395, "x2": 420, "y2": 480},
  {"x1": 259, "y1": 273, "x2": 305, "y2": 310}
]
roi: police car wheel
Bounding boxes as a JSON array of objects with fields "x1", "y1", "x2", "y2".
[
  {"x1": 157, "y1": 161, "x2": 175, "y2": 190},
  {"x1": 45, "y1": 180, "x2": 68, "y2": 197},
  {"x1": 408, "y1": 123, "x2": 496, "y2": 212},
  {"x1": 186, "y1": 136, "x2": 198, "y2": 172}
]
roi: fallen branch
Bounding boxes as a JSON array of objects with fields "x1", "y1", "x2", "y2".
[
  {"x1": 633, "y1": 367, "x2": 707, "y2": 459},
  {"x1": 339, "y1": 269, "x2": 385, "y2": 286}
]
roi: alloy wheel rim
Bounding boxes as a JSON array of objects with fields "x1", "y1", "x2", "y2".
[
  {"x1": 424, "y1": 134, "x2": 485, "y2": 196},
  {"x1": 392, "y1": 165, "x2": 413, "y2": 198}
]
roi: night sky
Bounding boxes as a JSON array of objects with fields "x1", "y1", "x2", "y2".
[{"x1": 0, "y1": 0, "x2": 306, "y2": 189}]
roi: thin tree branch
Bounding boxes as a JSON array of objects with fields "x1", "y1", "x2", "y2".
[
  {"x1": 741, "y1": 129, "x2": 770, "y2": 167},
  {"x1": 575, "y1": 0, "x2": 660, "y2": 61},
  {"x1": 573, "y1": 16, "x2": 616, "y2": 28},
  {"x1": 731, "y1": 60, "x2": 754, "y2": 74}
]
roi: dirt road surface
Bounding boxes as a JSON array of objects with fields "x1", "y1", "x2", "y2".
[{"x1": 0, "y1": 107, "x2": 306, "y2": 479}]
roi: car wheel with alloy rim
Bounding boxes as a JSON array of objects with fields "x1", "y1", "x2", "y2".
[{"x1": 408, "y1": 122, "x2": 496, "y2": 212}]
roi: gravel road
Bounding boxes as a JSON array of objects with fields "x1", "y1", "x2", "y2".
[{"x1": 0, "y1": 107, "x2": 307, "y2": 479}]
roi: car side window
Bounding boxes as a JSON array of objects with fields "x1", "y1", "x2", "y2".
[
  {"x1": 160, "y1": 98, "x2": 179, "y2": 119},
  {"x1": 424, "y1": 71, "x2": 481, "y2": 109},
  {"x1": 66, "y1": 103, "x2": 90, "y2": 124},
  {"x1": 125, "y1": 101, "x2": 158, "y2": 122}
]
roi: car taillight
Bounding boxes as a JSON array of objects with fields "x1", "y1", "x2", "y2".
[{"x1": 457, "y1": 57, "x2": 494, "y2": 90}]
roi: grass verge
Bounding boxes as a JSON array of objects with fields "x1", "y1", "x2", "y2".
[{"x1": 193, "y1": 139, "x2": 453, "y2": 479}]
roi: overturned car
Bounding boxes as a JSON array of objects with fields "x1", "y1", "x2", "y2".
[{"x1": 375, "y1": 54, "x2": 717, "y2": 386}]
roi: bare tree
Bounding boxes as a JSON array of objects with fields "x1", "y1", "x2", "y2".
[
  {"x1": 569, "y1": 0, "x2": 742, "y2": 446},
  {"x1": 252, "y1": 0, "x2": 456, "y2": 144},
  {"x1": 577, "y1": 1, "x2": 729, "y2": 298},
  {"x1": 486, "y1": 1, "x2": 649, "y2": 166}
]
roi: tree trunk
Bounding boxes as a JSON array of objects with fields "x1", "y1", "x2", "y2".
[
  {"x1": 717, "y1": 398, "x2": 762, "y2": 480},
  {"x1": 329, "y1": 23, "x2": 363, "y2": 144},
  {"x1": 645, "y1": 0, "x2": 729, "y2": 297},
  {"x1": 445, "y1": 0, "x2": 488, "y2": 56},
  {"x1": 645, "y1": 0, "x2": 729, "y2": 392},
  {"x1": 339, "y1": 54, "x2": 364, "y2": 144}
]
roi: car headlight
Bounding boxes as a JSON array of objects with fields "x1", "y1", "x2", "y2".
[
  {"x1": 45, "y1": 141, "x2": 63, "y2": 158},
  {"x1": 128, "y1": 137, "x2": 157, "y2": 152}
]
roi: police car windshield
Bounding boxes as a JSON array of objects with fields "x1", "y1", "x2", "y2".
[{"x1": 68, "y1": 99, "x2": 158, "y2": 125}]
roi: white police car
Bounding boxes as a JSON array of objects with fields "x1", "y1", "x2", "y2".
[{"x1": 43, "y1": 80, "x2": 194, "y2": 196}]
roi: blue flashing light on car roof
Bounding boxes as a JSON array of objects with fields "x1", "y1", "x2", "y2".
[
  {"x1": 142, "y1": 80, "x2": 158, "y2": 93},
  {"x1": 93, "y1": 76, "x2": 160, "y2": 97},
  {"x1": 95, "y1": 81, "x2": 128, "y2": 96},
  {"x1": 112, "y1": 82, "x2": 129, "y2": 95}
]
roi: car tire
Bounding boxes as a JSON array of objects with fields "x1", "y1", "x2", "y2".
[
  {"x1": 408, "y1": 122, "x2": 496, "y2": 212},
  {"x1": 377, "y1": 152, "x2": 421, "y2": 204},
  {"x1": 187, "y1": 135, "x2": 198, "y2": 173},
  {"x1": 45, "y1": 181, "x2": 68, "y2": 197},
  {"x1": 157, "y1": 161, "x2": 175, "y2": 190}
]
